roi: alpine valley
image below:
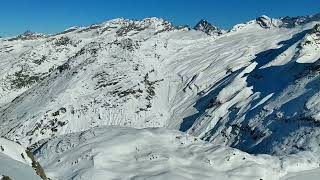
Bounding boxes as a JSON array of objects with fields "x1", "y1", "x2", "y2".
[{"x1": 1, "y1": 12, "x2": 320, "y2": 180}]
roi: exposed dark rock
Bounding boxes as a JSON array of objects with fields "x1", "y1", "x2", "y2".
[
  {"x1": 256, "y1": 15, "x2": 274, "y2": 29},
  {"x1": 194, "y1": 19, "x2": 224, "y2": 36}
]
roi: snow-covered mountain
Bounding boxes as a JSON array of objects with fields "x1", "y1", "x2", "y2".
[
  {"x1": 194, "y1": 19, "x2": 225, "y2": 36},
  {"x1": 187, "y1": 20, "x2": 320, "y2": 155},
  {"x1": 1, "y1": 13, "x2": 320, "y2": 180}
]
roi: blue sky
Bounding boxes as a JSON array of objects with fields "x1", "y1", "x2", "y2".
[{"x1": 0, "y1": 0, "x2": 319, "y2": 37}]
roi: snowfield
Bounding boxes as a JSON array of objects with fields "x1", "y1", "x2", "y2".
[
  {"x1": 0, "y1": 138, "x2": 42, "y2": 179},
  {"x1": 33, "y1": 126, "x2": 320, "y2": 180},
  {"x1": 0, "y1": 12, "x2": 320, "y2": 179}
]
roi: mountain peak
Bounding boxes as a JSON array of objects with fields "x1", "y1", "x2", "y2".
[
  {"x1": 311, "y1": 23, "x2": 320, "y2": 33},
  {"x1": 255, "y1": 15, "x2": 276, "y2": 28},
  {"x1": 197, "y1": 19, "x2": 210, "y2": 25},
  {"x1": 7, "y1": 30, "x2": 46, "y2": 41},
  {"x1": 194, "y1": 19, "x2": 224, "y2": 36}
]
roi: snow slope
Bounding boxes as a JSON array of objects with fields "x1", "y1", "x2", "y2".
[
  {"x1": 0, "y1": 138, "x2": 42, "y2": 180},
  {"x1": 185, "y1": 19, "x2": 320, "y2": 155},
  {"x1": 1, "y1": 13, "x2": 320, "y2": 180},
  {"x1": 282, "y1": 168, "x2": 320, "y2": 180},
  {"x1": 1, "y1": 15, "x2": 319, "y2": 150},
  {"x1": 33, "y1": 126, "x2": 320, "y2": 180}
]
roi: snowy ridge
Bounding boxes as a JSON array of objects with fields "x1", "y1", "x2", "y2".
[
  {"x1": 0, "y1": 138, "x2": 42, "y2": 179},
  {"x1": 185, "y1": 22, "x2": 320, "y2": 155},
  {"x1": 194, "y1": 19, "x2": 225, "y2": 36},
  {"x1": 0, "y1": 138, "x2": 32, "y2": 164},
  {"x1": 280, "y1": 13, "x2": 320, "y2": 28}
]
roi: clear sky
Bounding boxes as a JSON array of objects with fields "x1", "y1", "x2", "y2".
[{"x1": 0, "y1": 0, "x2": 319, "y2": 37}]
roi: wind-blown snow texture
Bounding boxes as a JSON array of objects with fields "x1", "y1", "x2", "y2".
[
  {"x1": 33, "y1": 126, "x2": 320, "y2": 180},
  {"x1": 1, "y1": 13, "x2": 320, "y2": 180}
]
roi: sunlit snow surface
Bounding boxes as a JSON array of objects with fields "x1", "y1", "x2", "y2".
[
  {"x1": 33, "y1": 127, "x2": 320, "y2": 180},
  {"x1": 0, "y1": 14, "x2": 320, "y2": 180},
  {"x1": 0, "y1": 138, "x2": 41, "y2": 179}
]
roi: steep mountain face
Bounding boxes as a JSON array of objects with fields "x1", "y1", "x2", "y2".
[
  {"x1": 1, "y1": 14, "x2": 320, "y2": 180},
  {"x1": 186, "y1": 22, "x2": 320, "y2": 155},
  {"x1": 253, "y1": 13, "x2": 320, "y2": 29},
  {"x1": 194, "y1": 19, "x2": 225, "y2": 36},
  {"x1": 280, "y1": 13, "x2": 320, "y2": 28},
  {"x1": 0, "y1": 18, "x2": 179, "y2": 145},
  {"x1": 255, "y1": 15, "x2": 278, "y2": 28},
  {"x1": 0, "y1": 15, "x2": 320, "y2": 151}
]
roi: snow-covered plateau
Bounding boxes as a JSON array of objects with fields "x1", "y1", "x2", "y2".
[{"x1": 1, "y1": 13, "x2": 320, "y2": 179}]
